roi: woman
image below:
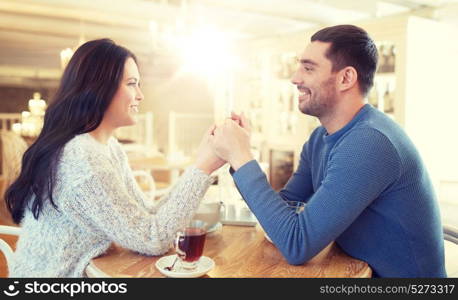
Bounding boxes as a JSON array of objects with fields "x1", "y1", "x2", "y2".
[{"x1": 5, "y1": 39, "x2": 225, "y2": 277}]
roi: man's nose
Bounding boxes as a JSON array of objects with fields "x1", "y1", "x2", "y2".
[{"x1": 290, "y1": 68, "x2": 302, "y2": 86}]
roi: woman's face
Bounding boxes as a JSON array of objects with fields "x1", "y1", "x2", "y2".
[{"x1": 104, "y1": 57, "x2": 144, "y2": 128}]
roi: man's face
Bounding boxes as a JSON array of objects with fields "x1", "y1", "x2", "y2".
[{"x1": 291, "y1": 41, "x2": 338, "y2": 117}]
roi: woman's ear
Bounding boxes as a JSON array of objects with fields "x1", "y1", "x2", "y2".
[{"x1": 338, "y1": 66, "x2": 358, "y2": 92}]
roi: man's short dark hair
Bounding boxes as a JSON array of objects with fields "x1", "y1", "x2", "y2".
[{"x1": 311, "y1": 24, "x2": 378, "y2": 96}]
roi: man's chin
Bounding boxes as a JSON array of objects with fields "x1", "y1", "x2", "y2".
[{"x1": 298, "y1": 103, "x2": 314, "y2": 116}]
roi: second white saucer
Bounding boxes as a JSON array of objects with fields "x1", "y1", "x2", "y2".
[{"x1": 155, "y1": 255, "x2": 215, "y2": 278}]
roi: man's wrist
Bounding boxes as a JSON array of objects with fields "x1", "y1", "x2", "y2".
[{"x1": 230, "y1": 153, "x2": 254, "y2": 171}]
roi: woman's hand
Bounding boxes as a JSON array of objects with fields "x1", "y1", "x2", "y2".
[{"x1": 195, "y1": 125, "x2": 227, "y2": 175}]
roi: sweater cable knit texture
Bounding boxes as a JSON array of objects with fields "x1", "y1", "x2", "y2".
[{"x1": 10, "y1": 133, "x2": 213, "y2": 277}]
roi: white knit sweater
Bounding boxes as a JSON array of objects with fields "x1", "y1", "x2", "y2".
[{"x1": 10, "y1": 133, "x2": 213, "y2": 277}]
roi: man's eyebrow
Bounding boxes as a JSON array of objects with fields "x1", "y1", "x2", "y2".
[{"x1": 299, "y1": 59, "x2": 318, "y2": 66}]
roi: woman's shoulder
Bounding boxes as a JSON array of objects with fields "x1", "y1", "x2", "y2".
[
  {"x1": 107, "y1": 136, "x2": 129, "y2": 161},
  {"x1": 60, "y1": 133, "x2": 112, "y2": 166},
  {"x1": 63, "y1": 133, "x2": 100, "y2": 151},
  {"x1": 54, "y1": 134, "x2": 118, "y2": 186}
]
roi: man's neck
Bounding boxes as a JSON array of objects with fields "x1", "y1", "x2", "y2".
[{"x1": 320, "y1": 97, "x2": 365, "y2": 135}]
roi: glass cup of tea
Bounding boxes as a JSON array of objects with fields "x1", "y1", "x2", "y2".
[{"x1": 174, "y1": 219, "x2": 208, "y2": 271}]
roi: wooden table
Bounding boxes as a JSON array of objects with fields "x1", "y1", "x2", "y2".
[{"x1": 87, "y1": 225, "x2": 372, "y2": 278}]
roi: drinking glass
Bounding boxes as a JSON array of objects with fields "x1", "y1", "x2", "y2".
[{"x1": 174, "y1": 219, "x2": 207, "y2": 271}]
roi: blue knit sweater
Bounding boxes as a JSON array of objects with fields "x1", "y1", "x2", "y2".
[{"x1": 232, "y1": 104, "x2": 446, "y2": 277}]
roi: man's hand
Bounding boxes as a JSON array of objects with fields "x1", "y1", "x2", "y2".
[
  {"x1": 211, "y1": 119, "x2": 254, "y2": 171},
  {"x1": 230, "y1": 111, "x2": 251, "y2": 135}
]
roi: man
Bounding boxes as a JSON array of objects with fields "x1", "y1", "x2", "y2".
[{"x1": 211, "y1": 25, "x2": 446, "y2": 277}]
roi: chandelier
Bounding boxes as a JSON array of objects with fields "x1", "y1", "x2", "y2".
[
  {"x1": 12, "y1": 92, "x2": 47, "y2": 138},
  {"x1": 60, "y1": 21, "x2": 86, "y2": 70}
]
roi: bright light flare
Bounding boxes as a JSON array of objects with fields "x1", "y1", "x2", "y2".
[{"x1": 177, "y1": 27, "x2": 238, "y2": 78}]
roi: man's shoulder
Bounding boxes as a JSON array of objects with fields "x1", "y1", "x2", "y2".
[
  {"x1": 305, "y1": 126, "x2": 325, "y2": 144},
  {"x1": 349, "y1": 113, "x2": 410, "y2": 149},
  {"x1": 334, "y1": 123, "x2": 413, "y2": 171},
  {"x1": 300, "y1": 126, "x2": 325, "y2": 155},
  {"x1": 340, "y1": 124, "x2": 395, "y2": 149}
]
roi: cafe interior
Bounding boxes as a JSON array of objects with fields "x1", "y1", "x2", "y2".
[{"x1": 0, "y1": 0, "x2": 457, "y2": 278}]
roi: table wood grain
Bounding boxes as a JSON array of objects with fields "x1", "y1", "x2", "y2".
[{"x1": 87, "y1": 225, "x2": 372, "y2": 278}]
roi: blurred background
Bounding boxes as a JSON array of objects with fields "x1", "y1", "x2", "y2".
[{"x1": 0, "y1": 0, "x2": 457, "y2": 228}]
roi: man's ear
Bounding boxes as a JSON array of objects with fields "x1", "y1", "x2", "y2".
[{"x1": 338, "y1": 66, "x2": 358, "y2": 92}]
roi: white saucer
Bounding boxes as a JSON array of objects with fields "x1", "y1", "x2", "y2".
[
  {"x1": 155, "y1": 255, "x2": 215, "y2": 278},
  {"x1": 207, "y1": 222, "x2": 222, "y2": 234}
]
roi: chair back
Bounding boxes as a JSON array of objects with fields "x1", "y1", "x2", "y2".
[
  {"x1": 132, "y1": 170, "x2": 156, "y2": 202},
  {"x1": 0, "y1": 132, "x2": 28, "y2": 225},
  {"x1": 444, "y1": 225, "x2": 458, "y2": 277},
  {"x1": 0, "y1": 225, "x2": 21, "y2": 276}
]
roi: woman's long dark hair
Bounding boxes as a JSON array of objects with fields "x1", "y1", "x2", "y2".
[{"x1": 6, "y1": 38, "x2": 136, "y2": 224}]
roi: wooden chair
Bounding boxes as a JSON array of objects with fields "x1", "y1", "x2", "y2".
[
  {"x1": 132, "y1": 170, "x2": 156, "y2": 200},
  {"x1": 0, "y1": 132, "x2": 28, "y2": 226},
  {"x1": 444, "y1": 224, "x2": 458, "y2": 277},
  {"x1": 0, "y1": 225, "x2": 21, "y2": 277},
  {"x1": 0, "y1": 113, "x2": 21, "y2": 132}
]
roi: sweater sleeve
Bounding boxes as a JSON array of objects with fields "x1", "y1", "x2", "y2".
[
  {"x1": 109, "y1": 140, "x2": 159, "y2": 213},
  {"x1": 230, "y1": 142, "x2": 314, "y2": 203},
  {"x1": 111, "y1": 138, "x2": 214, "y2": 219},
  {"x1": 60, "y1": 163, "x2": 213, "y2": 256},
  {"x1": 233, "y1": 128, "x2": 401, "y2": 265},
  {"x1": 278, "y1": 142, "x2": 314, "y2": 203}
]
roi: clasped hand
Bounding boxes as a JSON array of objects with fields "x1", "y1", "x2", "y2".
[{"x1": 195, "y1": 112, "x2": 254, "y2": 175}]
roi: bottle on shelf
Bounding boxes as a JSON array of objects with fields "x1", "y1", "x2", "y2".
[
  {"x1": 378, "y1": 44, "x2": 387, "y2": 73},
  {"x1": 368, "y1": 83, "x2": 379, "y2": 108},
  {"x1": 383, "y1": 83, "x2": 394, "y2": 114},
  {"x1": 387, "y1": 45, "x2": 396, "y2": 73}
]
